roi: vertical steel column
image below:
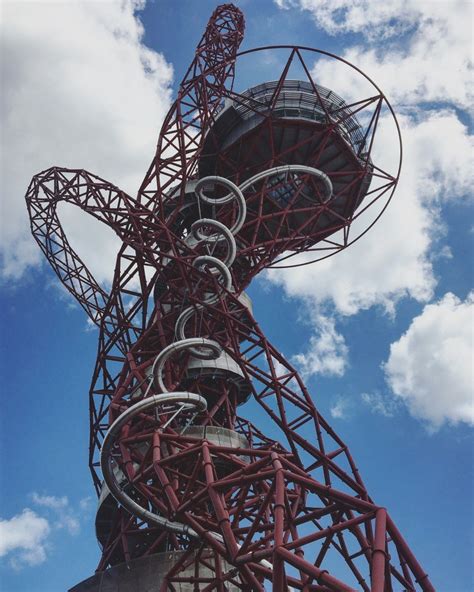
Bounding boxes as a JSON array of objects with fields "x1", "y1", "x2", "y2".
[{"x1": 371, "y1": 508, "x2": 387, "y2": 592}]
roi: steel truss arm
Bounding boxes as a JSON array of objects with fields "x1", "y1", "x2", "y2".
[
  {"x1": 138, "y1": 4, "x2": 245, "y2": 216},
  {"x1": 25, "y1": 166, "x2": 142, "y2": 324}
]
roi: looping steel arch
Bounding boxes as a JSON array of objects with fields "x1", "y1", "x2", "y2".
[{"x1": 25, "y1": 4, "x2": 433, "y2": 592}]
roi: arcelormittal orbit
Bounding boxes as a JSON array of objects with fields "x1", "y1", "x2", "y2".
[{"x1": 26, "y1": 4, "x2": 435, "y2": 591}]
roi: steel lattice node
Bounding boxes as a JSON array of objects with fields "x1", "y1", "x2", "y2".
[{"x1": 25, "y1": 3, "x2": 435, "y2": 591}]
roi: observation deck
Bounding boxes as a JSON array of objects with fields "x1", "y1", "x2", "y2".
[
  {"x1": 208, "y1": 79, "x2": 368, "y2": 158},
  {"x1": 199, "y1": 79, "x2": 372, "y2": 251}
]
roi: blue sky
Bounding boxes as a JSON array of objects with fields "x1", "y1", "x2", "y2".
[{"x1": 1, "y1": 1, "x2": 473, "y2": 591}]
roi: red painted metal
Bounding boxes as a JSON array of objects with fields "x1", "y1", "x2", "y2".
[{"x1": 25, "y1": 4, "x2": 434, "y2": 591}]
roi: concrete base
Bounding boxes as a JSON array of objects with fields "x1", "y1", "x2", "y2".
[{"x1": 69, "y1": 550, "x2": 240, "y2": 592}]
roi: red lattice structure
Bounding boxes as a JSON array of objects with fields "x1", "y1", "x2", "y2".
[{"x1": 26, "y1": 4, "x2": 434, "y2": 591}]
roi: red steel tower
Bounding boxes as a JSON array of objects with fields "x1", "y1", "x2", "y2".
[{"x1": 26, "y1": 4, "x2": 435, "y2": 591}]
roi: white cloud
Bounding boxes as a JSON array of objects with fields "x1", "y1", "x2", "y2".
[
  {"x1": 330, "y1": 397, "x2": 350, "y2": 420},
  {"x1": 0, "y1": 509, "x2": 50, "y2": 569},
  {"x1": 0, "y1": 493, "x2": 87, "y2": 569},
  {"x1": 270, "y1": 0, "x2": 473, "y2": 393},
  {"x1": 276, "y1": 0, "x2": 473, "y2": 111},
  {"x1": 267, "y1": 110, "x2": 472, "y2": 318},
  {"x1": 384, "y1": 292, "x2": 474, "y2": 429},
  {"x1": 79, "y1": 496, "x2": 93, "y2": 511},
  {"x1": 292, "y1": 315, "x2": 348, "y2": 378},
  {"x1": 265, "y1": 109, "x2": 473, "y2": 383},
  {"x1": 361, "y1": 391, "x2": 399, "y2": 418},
  {"x1": 31, "y1": 493, "x2": 80, "y2": 535},
  {"x1": 278, "y1": 0, "x2": 410, "y2": 31},
  {"x1": 31, "y1": 493, "x2": 68, "y2": 510},
  {"x1": 1, "y1": 0, "x2": 173, "y2": 284}
]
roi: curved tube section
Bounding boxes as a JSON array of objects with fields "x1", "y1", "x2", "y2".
[
  {"x1": 174, "y1": 178, "x2": 244, "y2": 348},
  {"x1": 175, "y1": 307, "x2": 199, "y2": 343},
  {"x1": 101, "y1": 391, "x2": 295, "y2": 590},
  {"x1": 102, "y1": 402, "x2": 294, "y2": 590},
  {"x1": 195, "y1": 175, "x2": 247, "y2": 234},
  {"x1": 193, "y1": 255, "x2": 232, "y2": 289},
  {"x1": 101, "y1": 168, "x2": 316, "y2": 588},
  {"x1": 240, "y1": 164, "x2": 333, "y2": 204},
  {"x1": 190, "y1": 219, "x2": 237, "y2": 267},
  {"x1": 100, "y1": 392, "x2": 207, "y2": 536},
  {"x1": 152, "y1": 337, "x2": 222, "y2": 392},
  {"x1": 175, "y1": 253, "x2": 232, "y2": 349}
]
